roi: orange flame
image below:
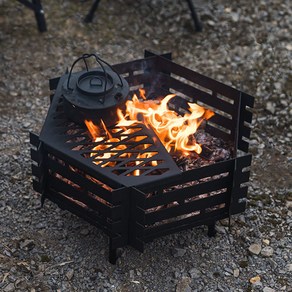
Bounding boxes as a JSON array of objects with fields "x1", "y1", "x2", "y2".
[
  {"x1": 119, "y1": 92, "x2": 214, "y2": 155},
  {"x1": 84, "y1": 91, "x2": 214, "y2": 173},
  {"x1": 84, "y1": 120, "x2": 123, "y2": 167}
]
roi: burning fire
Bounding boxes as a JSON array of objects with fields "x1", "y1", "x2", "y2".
[
  {"x1": 85, "y1": 90, "x2": 214, "y2": 170},
  {"x1": 117, "y1": 89, "x2": 214, "y2": 154}
]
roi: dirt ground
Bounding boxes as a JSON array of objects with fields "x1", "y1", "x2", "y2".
[{"x1": 0, "y1": 0, "x2": 291, "y2": 291}]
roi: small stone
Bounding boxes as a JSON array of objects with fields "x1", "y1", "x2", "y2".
[
  {"x1": 253, "y1": 281, "x2": 263, "y2": 288},
  {"x1": 129, "y1": 270, "x2": 135, "y2": 278},
  {"x1": 248, "y1": 243, "x2": 261, "y2": 255},
  {"x1": 239, "y1": 260, "x2": 248, "y2": 268},
  {"x1": 188, "y1": 268, "x2": 201, "y2": 279},
  {"x1": 262, "y1": 239, "x2": 270, "y2": 245},
  {"x1": 233, "y1": 269, "x2": 240, "y2": 277},
  {"x1": 266, "y1": 102, "x2": 275, "y2": 114},
  {"x1": 66, "y1": 269, "x2": 74, "y2": 280},
  {"x1": 286, "y1": 263, "x2": 292, "y2": 272},
  {"x1": 80, "y1": 228, "x2": 89, "y2": 236},
  {"x1": 224, "y1": 267, "x2": 233, "y2": 275},
  {"x1": 23, "y1": 122, "x2": 31, "y2": 128},
  {"x1": 261, "y1": 246, "x2": 274, "y2": 257},
  {"x1": 286, "y1": 201, "x2": 292, "y2": 209},
  {"x1": 172, "y1": 248, "x2": 186, "y2": 257},
  {"x1": 207, "y1": 20, "x2": 215, "y2": 26},
  {"x1": 176, "y1": 277, "x2": 192, "y2": 292},
  {"x1": 249, "y1": 275, "x2": 261, "y2": 284},
  {"x1": 174, "y1": 271, "x2": 180, "y2": 279},
  {"x1": 263, "y1": 287, "x2": 275, "y2": 292},
  {"x1": 230, "y1": 12, "x2": 239, "y2": 22},
  {"x1": 20, "y1": 239, "x2": 35, "y2": 250},
  {"x1": 268, "y1": 258, "x2": 278, "y2": 269},
  {"x1": 4, "y1": 283, "x2": 15, "y2": 292},
  {"x1": 274, "y1": 82, "x2": 281, "y2": 91},
  {"x1": 9, "y1": 91, "x2": 18, "y2": 97}
]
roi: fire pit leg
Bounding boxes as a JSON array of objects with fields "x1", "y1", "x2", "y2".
[
  {"x1": 109, "y1": 239, "x2": 118, "y2": 264},
  {"x1": 207, "y1": 223, "x2": 217, "y2": 237},
  {"x1": 40, "y1": 193, "x2": 46, "y2": 207}
]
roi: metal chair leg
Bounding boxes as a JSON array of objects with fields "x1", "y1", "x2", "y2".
[
  {"x1": 17, "y1": 0, "x2": 47, "y2": 32},
  {"x1": 32, "y1": 0, "x2": 47, "y2": 32},
  {"x1": 84, "y1": 0, "x2": 101, "y2": 23},
  {"x1": 185, "y1": 0, "x2": 202, "y2": 32}
]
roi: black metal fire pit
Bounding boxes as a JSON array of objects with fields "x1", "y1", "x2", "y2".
[{"x1": 30, "y1": 51, "x2": 254, "y2": 264}]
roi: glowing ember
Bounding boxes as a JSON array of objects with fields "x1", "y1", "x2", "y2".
[{"x1": 85, "y1": 91, "x2": 214, "y2": 173}]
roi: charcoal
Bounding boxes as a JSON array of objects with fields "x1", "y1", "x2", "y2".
[{"x1": 211, "y1": 148, "x2": 231, "y2": 162}]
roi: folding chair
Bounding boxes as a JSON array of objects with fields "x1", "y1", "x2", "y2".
[{"x1": 84, "y1": 0, "x2": 202, "y2": 31}]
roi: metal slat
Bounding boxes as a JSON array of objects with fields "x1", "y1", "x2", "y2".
[
  {"x1": 145, "y1": 192, "x2": 229, "y2": 225},
  {"x1": 232, "y1": 185, "x2": 248, "y2": 201},
  {"x1": 46, "y1": 189, "x2": 123, "y2": 236},
  {"x1": 208, "y1": 114, "x2": 234, "y2": 132},
  {"x1": 30, "y1": 148, "x2": 41, "y2": 164},
  {"x1": 240, "y1": 125, "x2": 251, "y2": 139},
  {"x1": 46, "y1": 156, "x2": 114, "y2": 203},
  {"x1": 229, "y1": 154, "x2": 252, "y2": 214},
  {"x1": 48, "y1": 174, "x2": 121, "y2": 220},
  {"x1": 32, "y1": 180, "x2": 42, "y2": 193},
  {"x1": 237, "y1": 171, "x2": 250, "y2": 184},
  {"x1": 144, "y1": 175, "x2": 231, "y2": 209},
  {"x1": 137, "y1": 159, "x2": 234, "y2": 193},
  {"x1": 167, "y1": 76, "x2": 236, "y2": 116},
  {"x1": 31, "y1": 164, "x2": 42, "y2": 178},
  {"x1": 205, "y1": 124, "x2": 232, "y2": 141},
  {"x1": 143, "y1": 209, "x2": 228, "y2": 240},
  {"x1": 178, "y1": 159, "x2": 234, "y2": 186},
  {"x1": 157, "y1": 57, "x2": 241, "y2": 101},
  {"x1": 243, "y1": 109, "x2": 253, "y2": 124},
  {"x1": 241, "y1": 92, "x2": 255, "y2": 108},
  {"x1": 30, "y1": 132, "x2": 40, "y2": 147},
  {"x1": 237, "y1": 153, "x2": 252, "y2": 168},
  {"x1": 238, "y1": 140, "x2": 249, "y2": 152}
]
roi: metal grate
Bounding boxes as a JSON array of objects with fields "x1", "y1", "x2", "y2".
[{"x1": 39, "y1": 87, "x2": 181, "y2": 188}]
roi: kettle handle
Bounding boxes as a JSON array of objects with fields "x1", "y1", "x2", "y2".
[{"x1": 66, "y1": 53, "x2": 124, "y2": 93}]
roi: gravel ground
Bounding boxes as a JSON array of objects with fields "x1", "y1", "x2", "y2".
[{"x1": 0, "y1": 0, "x2": 291, "y2": 291}]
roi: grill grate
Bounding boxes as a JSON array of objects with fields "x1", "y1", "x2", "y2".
[{"x1": 40, "y1": 92, "x2": 181, "y2": 188}]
